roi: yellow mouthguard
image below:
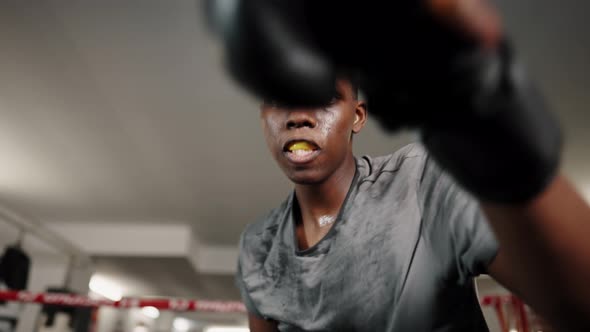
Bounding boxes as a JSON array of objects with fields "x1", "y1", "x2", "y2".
[{"x1": 288, "y1": 141, "x2": 314, "y2": 151}]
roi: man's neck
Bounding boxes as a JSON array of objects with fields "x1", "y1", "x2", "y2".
[{"x1": 294, "y1": 155, "x2": 357, "y2": 229}]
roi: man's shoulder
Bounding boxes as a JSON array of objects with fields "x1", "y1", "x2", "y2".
[
  {"x1": 237, "y1": 197, "x2": 290, "y2": 285},
  {"x1": 239, "y1": 196, "x2": 289, "y2": 251},
  {"x1": 357, "y1": 142, "x2": 429, "y2": 180}
]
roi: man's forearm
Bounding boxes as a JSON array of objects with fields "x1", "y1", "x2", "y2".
[{"x1": 483, "y1": 174, "x2": 590, "y2": 331}]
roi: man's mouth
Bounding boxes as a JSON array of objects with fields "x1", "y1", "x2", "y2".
[{"x1": 283, "y1": 140, "x2": 320, "y2": 164}]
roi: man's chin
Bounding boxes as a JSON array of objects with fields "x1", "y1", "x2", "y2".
[
  {"x1": 286, "y1": 170, "x2": 325, "y2": 185},
  {"x1": 291, "y1": 178, "x2": 322, "y2": 185}
]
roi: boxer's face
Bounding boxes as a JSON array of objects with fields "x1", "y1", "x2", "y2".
[{"x1": 260, "y1": 79, "x2": 367, "y2": 184}]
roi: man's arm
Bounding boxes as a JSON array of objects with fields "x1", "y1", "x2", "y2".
[
  {"x1": 206, "y1": 0, "x2": 590, "y2": 328},
  {"x1": 248, "y1": 313, "x2": 279, "y2": 332},
  {"x1": 485, "y1": 174, "x2": 590, "y2": 331}
]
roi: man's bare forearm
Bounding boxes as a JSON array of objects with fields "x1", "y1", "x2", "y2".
[{"x1": 483, "y1": 174, "x2": 590, "y2": 331}]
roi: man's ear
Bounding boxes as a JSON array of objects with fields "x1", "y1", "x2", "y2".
[{"x1": 352, "y1": 101, "x2": 368, "y2": 133}]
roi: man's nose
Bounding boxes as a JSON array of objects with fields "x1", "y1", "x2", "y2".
[{"x1": 286, "y1": 109, "x2": 317, "y2": 129}]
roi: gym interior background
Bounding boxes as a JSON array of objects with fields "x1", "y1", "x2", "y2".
[{"x1": 0, "y1": 0, "x2": 588, "y2": 331}]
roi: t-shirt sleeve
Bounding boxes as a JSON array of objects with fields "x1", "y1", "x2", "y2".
[
  {"x1": 418, "y1": 154, "x2": 499, "y2": 282},
  {"x1": 235, "y1": 228, "x2": 265, "y2": 318}
]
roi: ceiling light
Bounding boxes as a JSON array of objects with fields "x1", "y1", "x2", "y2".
[
  {"x1": 173, "y1": 317, "x2": 192, "y2": 332},
  {"x1": 141, "y1": 306, "x2": 160, "y2": 319},
  {"x1": 88, "y1": 275, "x2": 122, "y2": 301}
]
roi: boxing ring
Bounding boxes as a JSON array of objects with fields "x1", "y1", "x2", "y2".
[{"x1": 0, "y1": 290, "x2": 246, "y2": 313}]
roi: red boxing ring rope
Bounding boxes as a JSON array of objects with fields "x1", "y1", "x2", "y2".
[
  {"x1": 480, "y1": 295, "x2": 530, "y2": 332},
  {"x1": 0, "y1": 290, "x2": 246, "y2": 313}
]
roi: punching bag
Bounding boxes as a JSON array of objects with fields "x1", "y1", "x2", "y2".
[{"x1": 0, "y1": 245, "x2": 30, "y2": 290}]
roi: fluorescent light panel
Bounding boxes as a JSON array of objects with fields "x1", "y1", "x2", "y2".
[
  {"x1": 141, "y1": 306, "x2": 160, "y2": 319},
  {"x1": 88, "y1": 275, "x2": 122, "y2": 301},
  {"x1": 173, "y1": 317, "x2": 193, "y2": 331}
]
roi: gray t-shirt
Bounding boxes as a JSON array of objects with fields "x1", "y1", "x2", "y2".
[{"x1": 236, "y1": 143, "x2": 499, "y2": 331}]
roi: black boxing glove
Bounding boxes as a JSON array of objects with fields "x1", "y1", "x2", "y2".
[
  {"x1": 416, "y1": 42, "x2": 562, "y2": 203},
  {"x1": 204, "y1": 0, "x2": 336, "y2": 107},
  {"x1": 204, "y1": 0, "x2": 562, "y2": 204}
]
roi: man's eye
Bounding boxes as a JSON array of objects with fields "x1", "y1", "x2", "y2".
[
  {"x1": 329, "y1": 92, "x2": 343, "y2": 104},
  {"x1": 263, "y1": 97, "x2": 338, "y2": 109},
  {"x1": 324, "y1": 96, "x2": 340, "y2": 107}
]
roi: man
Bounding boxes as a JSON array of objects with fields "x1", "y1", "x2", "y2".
[
  {"x1": 238, "y1": 77, "x2": 502, "y2": 331},
  {"x1": 206, "y1": 0, "x2": 590, "y2": 331}
]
